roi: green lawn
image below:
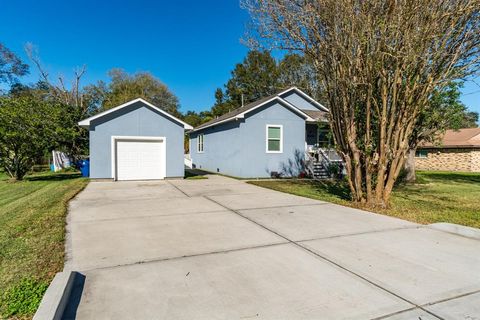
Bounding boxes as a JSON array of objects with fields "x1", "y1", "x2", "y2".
[
  {"x1": 0, "y1": 171, "x2": 88, "y2": 319},
  {"x1": 248, "y1": 171, "x2": 480, "y2": 228}
]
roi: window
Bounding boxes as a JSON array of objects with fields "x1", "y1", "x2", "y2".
[
  {"x1": 266, "y1": 125, "x2": 283, "y2": 153},
  {"x1": 415, "y1": 150, "x2": 428, "y2": 158},
  {"x1": 197, "y1": 134, "x2": 204, "y2": 153}
]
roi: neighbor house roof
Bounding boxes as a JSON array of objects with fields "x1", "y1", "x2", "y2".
[
  {"x1": 78, "y1": 98, "x2": 193, "y2": 130},
  {"x1": 192, "y1": 87, "x2": 327, "y2": 132},
  {"x1": 419, "y1": 128, "x2": 480, "y2": 149}
]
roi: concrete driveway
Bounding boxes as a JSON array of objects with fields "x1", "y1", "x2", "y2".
[{"x1": 65, "y1": 175, "x2": 480, "y2": 319}]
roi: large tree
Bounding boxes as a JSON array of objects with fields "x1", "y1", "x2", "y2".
[
  {"x1": 100, "y1": 69, "x2": 180, "y2": 115},
  {"x1": 26, "y1": 46, "x2": 97, "y2": 163},
  {"x1": 0, "y1": 96, "x2": 55, "y2": 180},
  {"x1": 245, "y1": 0, "x2": 480, "y2": 207},
  {"x1": 0, "y1": 43, "x2": 29, "y2": 85},
  {"x1": 7, "y1": 81, "x2": 92, "y2": 166},
  {"x1": 404, "y1": 81, "x2": 479, "y2": 181},
  {"x1": 278, "y1": 53, "x2": 324, "y2": 101},
  {"x1": 225, "y1": 50, "x2": 280, "y2": 106},
  {"x1": 212, "y1": 50, "x2": 324, "y2": 118}
]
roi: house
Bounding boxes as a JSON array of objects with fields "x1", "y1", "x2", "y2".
[
  {"x1": 189, "y1": 87, "x2": 334, "y2": 178},
  {"x1": 78, "y1": 98, "x2": 193, "y2": 180},
  {"x1": 415, "y1": 128, "x2": 480, "y2": 172}
]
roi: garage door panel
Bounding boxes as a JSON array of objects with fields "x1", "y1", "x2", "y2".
[{"x1": 116, "y1": 139, "x2": 165, "y2": 181}]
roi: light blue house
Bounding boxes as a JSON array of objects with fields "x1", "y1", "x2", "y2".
[
  {"x1": 79, "y1": 98, "x2": 192, "y2": 180},
  {"x1": 189, "y1": 87, "x2": 331, "y2": 178}
]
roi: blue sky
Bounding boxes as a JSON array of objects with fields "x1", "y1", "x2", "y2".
[{"x1": 1, "y1": 0, "x2": 479, "y2": 115}]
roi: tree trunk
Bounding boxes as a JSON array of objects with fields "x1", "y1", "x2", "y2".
[{"x1": 404, "y1": 148, "x2": 416, "y2": 183}]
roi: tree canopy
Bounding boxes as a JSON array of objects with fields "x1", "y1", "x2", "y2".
[
  {"x1": 225, "y1": 50, "x2": 280, "y2": 106},
  {"x1": 245, "y1": 0, "x2": 480, "y2": 206},
  {"x1": 413, "y1": 82, "x2": 479, "y2": 148},
  {"x1": 207, "y1": 50, "x2": 324, "y2": 120},
  {"x1": 97, "y1": 69, "x2": 180, "y2": 115},
  {"x1": 0, "y1": 96, "x2": 55, "y2": 179},
  {"x1": 0, "y1": 43, "x2": 29, "y2": 85}
]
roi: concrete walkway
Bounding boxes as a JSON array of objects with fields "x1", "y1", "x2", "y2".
[{"x1": 65, "y1": 175, "x2": 480, "y2": 319}]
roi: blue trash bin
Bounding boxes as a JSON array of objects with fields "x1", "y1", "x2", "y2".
[{"x1": 78, "y1": 160, "x2": 90, "y2": 177}]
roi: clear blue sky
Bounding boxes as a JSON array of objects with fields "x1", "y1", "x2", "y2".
[{"x1": 1, "y1": 0, "x2": 479, "y2": 116}]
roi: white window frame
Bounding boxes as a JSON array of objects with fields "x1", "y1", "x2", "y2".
[
  {"x1": 266, "y1": 124, "x2": 283, "y2": 153},
  {"x1": 197, "y1": 133, "x2": 204, "y2": 153}
]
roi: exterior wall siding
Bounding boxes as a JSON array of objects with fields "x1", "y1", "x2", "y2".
[
  {"x1": 190, "y1": 101, "x2": 306, "y2": 178},
  {"x1": 415, "y1": 148, "x2": 480, "y2": 172},
  {"x1": 280, "y1": 91, "x2": 320, "y2": 111},
  {"x1": 89, "y1": 101, "x2": 185, "y2": 179}
]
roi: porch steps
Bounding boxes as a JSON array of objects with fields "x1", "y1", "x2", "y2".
[{"x1": 312, "y1": 162, "x2": 330, "y2": 179}]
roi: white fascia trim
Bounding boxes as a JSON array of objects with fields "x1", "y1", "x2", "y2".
[
  {"x1": 110, "y1": 135, "x2": 167, "y2": 180},
  {"x1": 236, "y1": 96, "x2": 314, "y2": 121},
  {"x1": 277, "y1": 98, "x2": 316, "y2": 122},
  {"x1": 278, "y1": 86, "x2": 329, "y2": 112},
  {"x1": 306, "y1": 117, "x2": 329, "y2": 123},
  {"x1": 191, "y1": 96, "x2": 313, "y2": 133},
  {"x1": 78, "y1": 98, "x2": 193, "y2": 130},
  {"x1": 191, "y1": 114, "x2": 245, "y2": 133}
]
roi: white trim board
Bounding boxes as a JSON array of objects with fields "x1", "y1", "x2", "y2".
[
  {"x1": 197, "y1": 133, "x2": 204, "y2": 153},
  {"x1": 110, "y1": 136, "x2": 167, "y2": 181},
  {"x1": 277, "y1": 86, "x2": 329, "y2": 112},
  {"x1": 79, "y1": 98, "x2": 193, "y2": 130},
  {"x1": 237, "y1": 97, "x2": 315, "y2": 121},
  {"x1": 191, "y1": 96, "x2": 315, "y2": 132}
]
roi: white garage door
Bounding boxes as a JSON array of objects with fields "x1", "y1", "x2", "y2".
[{"x1": 115, "y1": 139, "x2": 165, "y2": 181}]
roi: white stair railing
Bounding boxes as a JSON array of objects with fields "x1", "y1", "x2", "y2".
[
  {"x1": 184, "y1": 154, "x2": 192, "y2": 169},
  {"x1": 304, "y1": 152, "x2": 316, "y2": 178}
]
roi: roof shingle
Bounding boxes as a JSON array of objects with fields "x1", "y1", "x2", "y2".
[
  {"x1": 420, "y1": 128, "x2": 480, "y2": 148},
  {"x1": 194, "y1": 93, "x2": 278, "y2": 130},
  {"x1": 193, "y1": 87, "x2": 328, "y2": 131}
]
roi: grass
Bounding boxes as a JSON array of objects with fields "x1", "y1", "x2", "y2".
[
  {"x1": 184, "y1": 169, "x2": 208, "y2": 180},
  {"x1": 0, "y1": 171, "x2": 88, "y2": 319},
  {"x1": 185, "y1": 175, "x2": 208, "y2": 180},
  {"x1": 248, "y1": 171, "x2": 480, "y2": 228}
]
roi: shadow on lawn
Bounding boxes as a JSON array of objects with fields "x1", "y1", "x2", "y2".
[
  {"x1": 419, "y1": 172, "x2": 480, "y2": 184},
  {"x1": 309, "y1": 179, "x2": 352, "y2": 201},
  {"x1": 25, "y1": 172, "x2": 82, "y2": 181},
  {"x1": 311, "y1": 172, "x2": 480, "y2": 204}
]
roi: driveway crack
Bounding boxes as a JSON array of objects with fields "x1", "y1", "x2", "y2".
[{"x1": 166, "y1": 180, "x2": 191, "y2": 197}]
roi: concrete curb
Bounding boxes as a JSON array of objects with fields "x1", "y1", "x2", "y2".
[
  {"x1": 428, "y1": 223, "x2": 480, "y2": 240},
  {"x1": 33, "y1": 271, "x2": 78, "y2": 320}
]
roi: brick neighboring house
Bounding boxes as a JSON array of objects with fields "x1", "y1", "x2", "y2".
[{"x1": 415, "y1": 128, "x2": 480, "y2": 172}]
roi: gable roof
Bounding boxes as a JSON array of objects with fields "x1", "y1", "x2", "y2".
[
  {"x1": 278, "y1": 87, "x2": 329, "y2": 112},
  {"x1": 78, "y1": 98, "x2": 193, "y2": 130},
  {"x1": 420, "y1": 128, "x2": 480, "y2": 148},
  {"x1": 192, "y1": 87, "x2": 327, "y2": 132}
]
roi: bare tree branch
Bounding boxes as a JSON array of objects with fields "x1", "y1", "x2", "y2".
[
  {"x1": 244, "y1": 0, "x2": 480, "y2": 206},
  {"x1": 25, "y1": 43, "x2": 88, "y2": 108}
]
